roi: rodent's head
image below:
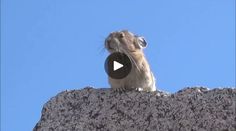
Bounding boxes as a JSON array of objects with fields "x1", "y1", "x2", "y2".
[{"x1": 105, "y1": 30, "x2": 147, "y2": 53}]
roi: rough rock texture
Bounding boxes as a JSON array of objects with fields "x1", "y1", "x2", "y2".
[{"x1": 34, "y1": 87, "x2": 236, "y2": 131}]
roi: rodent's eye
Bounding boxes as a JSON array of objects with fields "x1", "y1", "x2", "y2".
[{"x1": 119, "y1": 33, "x2": 125, "y2": 38}]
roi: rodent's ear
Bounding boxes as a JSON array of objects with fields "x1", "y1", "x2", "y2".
[{"x1": 137, "y1": 36, "x2": 147, "y2": 48}]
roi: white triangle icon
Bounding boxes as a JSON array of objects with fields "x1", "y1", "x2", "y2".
[{"x1": 113, "y1": 61, "x2": 123, "y2": 71}]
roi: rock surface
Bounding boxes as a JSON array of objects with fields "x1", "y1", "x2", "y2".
[{"x1": 34, "y1": 87, "x2": 236, "y2": 131}]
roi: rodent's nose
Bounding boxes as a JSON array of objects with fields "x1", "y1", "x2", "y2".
[
  {"x1": 105, "y1": 38, "x2": 113, "y2": 50},
  {"x1": 106, "y1": 38, "x2": 111, "y2": 44},
  {"x1": 107, "y1": 42, "x2": 112, "y2": 50},
  {"x1": 105, "y1": 31, "x2": 124, "y2": 51}
]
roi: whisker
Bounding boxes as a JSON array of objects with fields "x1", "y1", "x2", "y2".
[
  {"x1": 123, "y1": 50, "x2": 142, "y2": 82},
  {"x1": 99, "y1": 47, "x2": 106, "y2": 55},
  {"x1": 122, "y1": 49, "x2": 140, "y2": 73},
  {"x1": 96, "y1": 34, "x2": 108, "y2": 55},
  {"x1": 97, "y1": 43, "x2": 107, "y2": 55}
]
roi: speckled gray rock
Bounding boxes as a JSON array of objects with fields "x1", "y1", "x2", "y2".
[{"x1": 34, "y1": 87, "x2": 236, "y2": 131}]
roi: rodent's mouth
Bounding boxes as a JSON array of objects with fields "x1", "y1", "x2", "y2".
[
  {"x1": 107, "y1": 44, "x2": 114, "y2": 50},
  {"x1": 107, "y1": 48, "x2": 122, "y2": 54},
  {"x1": 106, "y1": 44, "x2": 122, "y2": 53},
  {"x1": 107, "y1": 46, "x2": 137, "y2": 54}
]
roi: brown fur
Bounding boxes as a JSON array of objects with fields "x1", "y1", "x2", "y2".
[{"x1": 105, "y1": 30, "x2": 156, "y2": 92}]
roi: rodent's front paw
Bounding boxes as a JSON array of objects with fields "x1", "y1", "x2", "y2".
[{"x1": 112, "y1": 87, "x2": 125, "y2": 93}]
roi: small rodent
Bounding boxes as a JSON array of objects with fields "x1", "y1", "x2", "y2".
[{"x1": 105, "y1": 30, "x2": 156, "y2": 92}]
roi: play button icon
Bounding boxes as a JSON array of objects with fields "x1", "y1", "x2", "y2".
[
  {"x1": 113, "y1": 61, "x2": 123, "y2": 71},
  {"x1": 105, "y1": 52, "x2": 132, "y2": 79}
]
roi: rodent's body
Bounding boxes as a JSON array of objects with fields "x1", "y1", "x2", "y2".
[{"x1": 105, "y1": 30, "x2": 156, "y2": 92}]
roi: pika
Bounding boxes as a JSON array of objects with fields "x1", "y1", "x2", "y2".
[{"x1": 105, "y1": 30, "x2": 156, "y2": 92}]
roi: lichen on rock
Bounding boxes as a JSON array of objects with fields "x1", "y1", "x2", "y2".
[{"x1": 34, "y1": 87, "x2": 236, "y2": 131}]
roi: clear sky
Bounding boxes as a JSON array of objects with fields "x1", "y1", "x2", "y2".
[{"x1": 1, "y1": 0, "x2": 235, "y2": 131}]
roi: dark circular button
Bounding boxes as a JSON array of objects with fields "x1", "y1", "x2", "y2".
[{"x1": 105, "y1": 52, "x2": 132, "y2": 79}]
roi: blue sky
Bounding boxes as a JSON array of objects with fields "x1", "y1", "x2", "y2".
[{"x1": 1, "y1": 0, "x2": 235, "y2": 130}]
